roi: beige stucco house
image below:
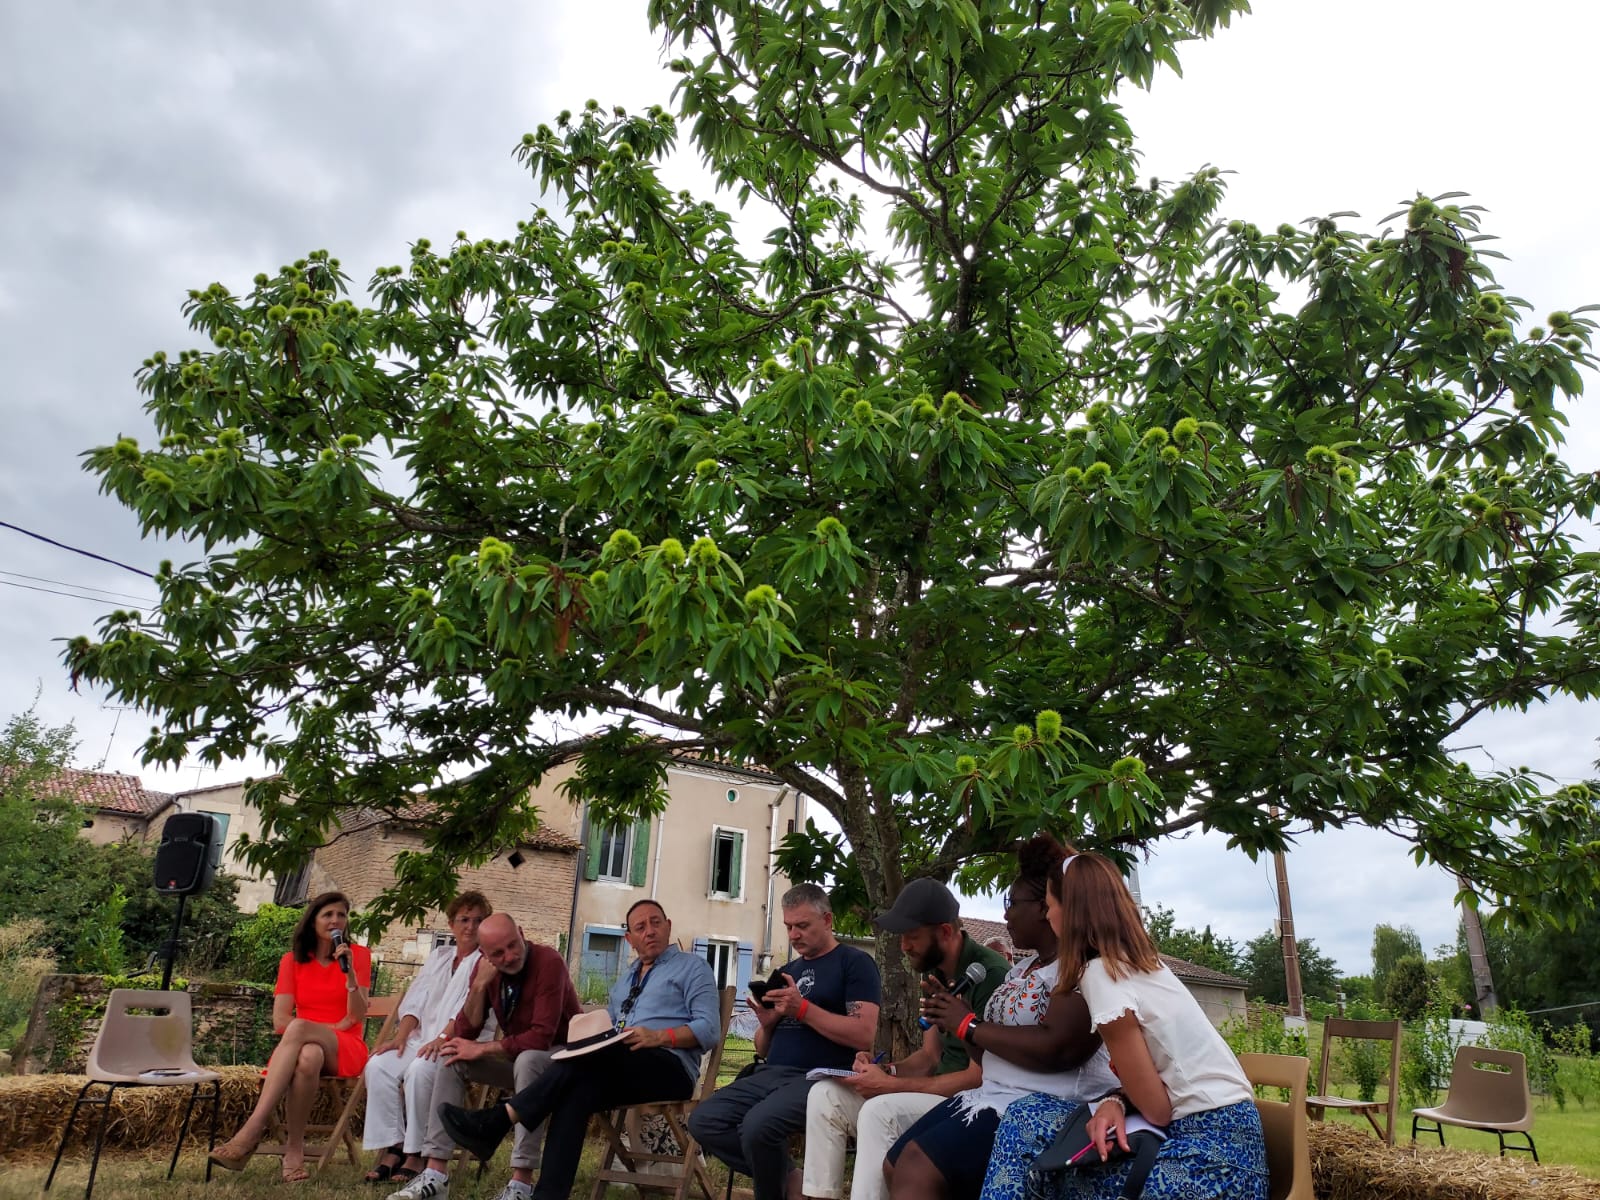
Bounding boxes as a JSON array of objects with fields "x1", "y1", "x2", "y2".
[
  {"x1": 534, "y1": 756, "x2": 808, "y2": 1001},
  {"x1": 27, "y1": 768, "x2": 176, "y2": 845},
  {"x1": 160, "y1": 779, "x2": 281, "y2": 911}
]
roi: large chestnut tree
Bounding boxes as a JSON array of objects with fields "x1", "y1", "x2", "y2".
[{"x1": 70, "y1": 0, "x2": 1600, "y2": 1011}]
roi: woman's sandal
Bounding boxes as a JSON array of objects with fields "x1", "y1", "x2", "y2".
[
  {"x1": 391, "y1": 1166, "x2": 421, "y2": 1183},
  {"x1": 207, "y1": 1131, "x2": 262, "y2": 1172},
  {"x1": 365, "y1": 1146, "x2": 407, "y2": 1183}
]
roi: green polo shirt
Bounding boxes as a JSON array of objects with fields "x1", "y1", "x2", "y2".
[{"x1": 935, "y1": 934, "x2": 1012, "y2": 1073}]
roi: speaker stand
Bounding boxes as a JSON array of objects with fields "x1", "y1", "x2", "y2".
[{"x1": 159, "y1": 893, "x2": 189, "y2": 992}]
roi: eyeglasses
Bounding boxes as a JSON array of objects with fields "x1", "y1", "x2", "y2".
[{"x1": 1003, "y1": 893, "x2": 1041, "y2": 913}]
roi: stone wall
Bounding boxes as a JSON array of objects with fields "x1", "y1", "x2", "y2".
[{"x1": 314, "y1": 823, "x2": 578, "y2": 964}]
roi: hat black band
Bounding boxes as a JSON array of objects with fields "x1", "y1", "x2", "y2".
[{"x1": 560, "y1": 1028, "x2": 620, "y2": 1053}]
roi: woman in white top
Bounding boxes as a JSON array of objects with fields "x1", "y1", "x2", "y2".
[
  {"x1": 362, "y1": 891, "x2": 495, "y2": 1184},
  {"x1": 883, "y1": 835, "x2": 1118, "y2": 1200},
  {"x1": 1032, "y1": 853, "x2": 1266, "y2": 1200}
]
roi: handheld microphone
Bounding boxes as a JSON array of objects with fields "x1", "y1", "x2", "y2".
[
  {"x1": 919, "y1": 961, "x2": 986, "y2": 1029},
  {"x1": 331, "y1": 928, "x2": 352, "y2": 976}
]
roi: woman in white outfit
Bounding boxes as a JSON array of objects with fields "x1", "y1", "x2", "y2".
[{"x1": 363, "y1": 892, "x2": 496, "y2": 1184}]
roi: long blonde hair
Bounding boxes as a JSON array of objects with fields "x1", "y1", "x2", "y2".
[{"x1": 1051, "y1": 853, "x2": 1160, "y2": 991}]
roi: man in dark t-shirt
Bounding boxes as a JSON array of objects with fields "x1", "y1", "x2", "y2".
[{"x1": 689, "y1": 884, "x2": 882, "y2": 1200}]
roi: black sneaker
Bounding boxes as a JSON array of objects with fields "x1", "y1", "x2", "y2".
[{"x1": 439, "y1": 1102, "x2": 513, "y2": 1162}]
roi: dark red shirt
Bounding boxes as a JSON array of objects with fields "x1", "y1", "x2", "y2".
[{"x1": 453, "y1": 940, "x2": 581, "y2": 1056}]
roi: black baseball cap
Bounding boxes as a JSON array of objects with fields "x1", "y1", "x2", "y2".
[{"x1": 874, "y1": 877, "x2": 960, "y2": 933}]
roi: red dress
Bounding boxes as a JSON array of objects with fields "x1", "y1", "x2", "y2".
[{"x1": 273, "y1": 945, "x2": 374, "y2": 1077}]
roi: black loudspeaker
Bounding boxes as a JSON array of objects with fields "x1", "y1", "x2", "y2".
[{"x1": 154, "y1": 812, "x2": 222, "y2": 896}]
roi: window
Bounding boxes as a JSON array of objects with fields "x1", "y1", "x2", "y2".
[
  {"x1": 432, "y1": 931, "x2": 453, "y2": 949},
  {"x1": 704, "y1": 939, "x2": 738, "y2": 988},
  {"x1": 584, "y1": 816, "x2": 652, "y2": 887},
  {"x1": 709, "y1": 826, "x2": 745, "y2": 900},
  {"x1": 200, "y1": 810, "x2": 231, "y2": 849},
  {"x1": 597, "y1": 823, "x2": 630, "y2": 881}
]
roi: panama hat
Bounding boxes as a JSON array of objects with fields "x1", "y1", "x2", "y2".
[{"x1": 550, "y1": 1009, "x2": 624, "y2": 1061}]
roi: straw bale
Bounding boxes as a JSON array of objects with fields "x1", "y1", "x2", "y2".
[
  {"x1": 1309, "y1": 1121, "x2": 1598, "y2": 1200},
  {"x1": 0, "y1": 1067, "x2": 356, "y2": 1162}
]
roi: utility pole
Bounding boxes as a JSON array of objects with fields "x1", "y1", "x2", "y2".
[
  {"x1": 1269, "y1": 806, "x2": 1306, "y2": 1027},
  {"x1": 1456, "y1": 873, "x2": 1499, "y2": 1016}
]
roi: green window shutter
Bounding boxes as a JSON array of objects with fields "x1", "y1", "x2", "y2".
[
  {"x1": 629, "y1": 818, "x2": 651, "y2": 887},
  {"x1": 583, "y1": 818, "x2": 601, "y2": 881},
  {"x1": 730, "y1": 830, "x2": 744, "y2": 899}
]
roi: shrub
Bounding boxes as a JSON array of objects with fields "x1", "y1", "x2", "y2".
[
  {"x1": 1483, "y1": 1005, "x2": 1564, "y2": 1109},
  {"x1": 228, "y1": 903, "x2": 302, "y2": 984},
  {"x1": 1401, "y1": 977, "x2": 1463, "y2": 1106},
  {"x1": 72, "y1": 884, "x2": 129, "y2": 975},
  {"x1": 0, "y1": 919, "x2": 56, "y2": 1051}
]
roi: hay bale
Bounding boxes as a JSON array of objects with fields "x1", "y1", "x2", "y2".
[
  {"x1": 1309, "y1": 1120, "x2": 1597, "y2": 1200},
  {"x1": 0, "y1": 1067, "x2": 354, "y2": 1161}
]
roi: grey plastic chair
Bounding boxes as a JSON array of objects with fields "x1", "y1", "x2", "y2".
[
  {"x1": 1411, "y1": 1045, "x2": 1537, "y2": 1161},
  {"x1": 45, "y1": 988, "x2": 221, "y2": 1200}
]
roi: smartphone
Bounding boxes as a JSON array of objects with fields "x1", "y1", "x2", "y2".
[{"x1": 748, "y1": 981, "x2": 776, "y2": 1009}]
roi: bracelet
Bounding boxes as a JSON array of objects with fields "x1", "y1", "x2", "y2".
[
  {"x1": 796, "y1": 999, "x2": 810, "y2": 1021},
  {"x1": 955, "y1": 1014, "x2": 977, "y2": 1042},
  {"x1": 667, "y1": 1027, "x2": 678, "y2": 1048},
  {"x1": 1097, "y1": 1092, "x2": 1127, "y2": 1116}
]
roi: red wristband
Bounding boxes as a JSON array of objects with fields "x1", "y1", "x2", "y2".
[
  {"x1": 956, "y1": 1013, "x2": 976, "y2": 1041},
  {"x1": 797, "y1": 999, "x2": 810, "y2": 1021}
]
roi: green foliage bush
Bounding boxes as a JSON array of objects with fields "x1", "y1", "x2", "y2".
[
  {"x1": 229, "y1": 903, "x2": 302, "y2": 983},
  {"x1": 1484, "y1": 1005, "x2": 1564, "y2": 1109},
  {"x1": 1220, "y1": 1006, "x2": 1309, "y2": 1062},
  {"x1": 71, "y1": 884, "x2": 129, "y2": 975},
  {"x1": 1401, "y1": 977, "x2": 1463, "y2": 1106},
  {"x1": 0, "y1": 919, "x2": 56, "y2": 1051}
]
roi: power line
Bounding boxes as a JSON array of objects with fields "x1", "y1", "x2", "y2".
[
  {"x1": 0, "y1": 578, "x2": 149, "y2": 610},
  {"x1": 0, "y1": 519, "x2": 152, "y2": 578},
  {"x1": 0, "y1": 569, "x2": 154, "y2": 605}
]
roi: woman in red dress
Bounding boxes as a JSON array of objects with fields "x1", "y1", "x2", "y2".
[{"x1": 210, "y1": 891, "x2": 373, "y2": 1182}]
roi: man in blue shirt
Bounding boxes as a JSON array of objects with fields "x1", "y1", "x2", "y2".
[
  {"x1": 689, "y1": 884, "x2": 882, "y2": 1200},
  {"x1": 439, "y1": 899, "x2": 721, "y2": 1200}
]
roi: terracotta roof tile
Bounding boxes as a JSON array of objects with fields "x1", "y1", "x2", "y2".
[{"x1": 18, "y1": 766, "x2": 174, "y2": 817}]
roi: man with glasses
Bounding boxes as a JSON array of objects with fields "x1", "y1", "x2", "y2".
[
  {"x1": 389, "y1": 913, "x2": 580, "y2": 1200},
  {"x1": 800, "y1": 878, "x2": 1008, "y2": 1200},
  {"x1": 436, "y1": 899, "x2": 721, "y2": 1200}
]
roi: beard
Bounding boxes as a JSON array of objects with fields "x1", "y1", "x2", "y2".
[{"x1": 913, "y1": 942, "x2": 944, "y2": 973}]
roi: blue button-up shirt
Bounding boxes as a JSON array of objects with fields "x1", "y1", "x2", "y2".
[{"x1": 608, "y1": 943, "x2": 722, "y2": 1083}]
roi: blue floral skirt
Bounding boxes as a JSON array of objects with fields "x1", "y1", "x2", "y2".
[{"x1": 982, "y1": 1094, "x2": 1267, "y2": 1200}]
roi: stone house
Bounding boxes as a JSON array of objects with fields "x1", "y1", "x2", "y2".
[
  {"x1": 23, "y1": 767, "x2": 176, "y2": 845},
  {"x1": 280, "y1": 803, "x2": 583, "y2": 968}
]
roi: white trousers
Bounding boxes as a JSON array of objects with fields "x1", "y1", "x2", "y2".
[
  {"x1": 364, "y1": 1045, "x2": 456, "y2": 1152},
  {"x1": 802, "y1": 1083, "x2": 941, "y2": 1200}
]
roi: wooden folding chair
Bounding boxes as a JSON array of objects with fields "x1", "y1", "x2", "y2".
[
  {"x1": 255, "y1": 985, "x2": 406, "y2": 1174},
  {"x1": 1305, "y1": 1017, "x2": 1403, "y2": 1144},
  {"x1": 589, "y1": 986, "x2": 737, "y2": 1200}
]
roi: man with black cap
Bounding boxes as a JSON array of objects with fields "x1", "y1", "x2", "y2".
[
  {"x1": 434, "y1": 899, "x2": 720, "y2": 1200},
  {"x1": 801, "y1": 877, "x2": 1009, "y2": 1200}
]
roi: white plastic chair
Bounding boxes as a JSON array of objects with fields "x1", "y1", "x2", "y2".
[{"x1": 45, "y1": 988, "x2": 222, "y2": 1200}]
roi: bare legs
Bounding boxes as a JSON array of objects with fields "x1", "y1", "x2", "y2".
[
  {"x1": 211, "y1": 1018, "x2": 342, "y2": 1176},
  {"x1": 883, "y1": 1142, "x2": 950, "y2": 1200}
]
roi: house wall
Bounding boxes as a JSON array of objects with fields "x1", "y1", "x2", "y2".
[
  {"x1": 1185, "y1": 981, "x2": 1248, "y2": 1027},
  {"x1": 311, "y1": 823, "x2": 579, "y2": 970},
  {"x1": 163, "y1": 781, "x2": 279, "y2": 912},
  {"x1": 535, "y1": 760, "x2": 806, "y2": 999},
  {"x1": 80, "y1": 810, "x2": 151, "y2": 846}
]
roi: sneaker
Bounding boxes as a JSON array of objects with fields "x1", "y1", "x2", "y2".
[
  {"x1": 439, "y1": 1102, "x2": 513, "y2": 1162},
  {"x1": 486, "y1": 1182, "x2": 534, "y2": 1200},
  {"x1": 389, "y1": 1168, "x2": 449, "y2": 1200}
]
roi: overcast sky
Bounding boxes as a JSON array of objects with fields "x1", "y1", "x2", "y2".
[{"x1": 2, "y1": 1, "x2": 1595, "y2": 974}]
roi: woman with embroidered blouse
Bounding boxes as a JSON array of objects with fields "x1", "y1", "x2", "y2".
[
  {"x1": 1019, "y1": 852, "x2": 1267, "y2": 1200},
  {"x1": 209, "y1": 890, "x2": 373, "y2": 1184},
  {"x1": 882, "y1": 835, "x2": 1118, "y2": 1200}
]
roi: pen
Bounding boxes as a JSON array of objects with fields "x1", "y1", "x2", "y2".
[{"x1": 871, "y1": 1053, "x2": 887, "y2": 1065}]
